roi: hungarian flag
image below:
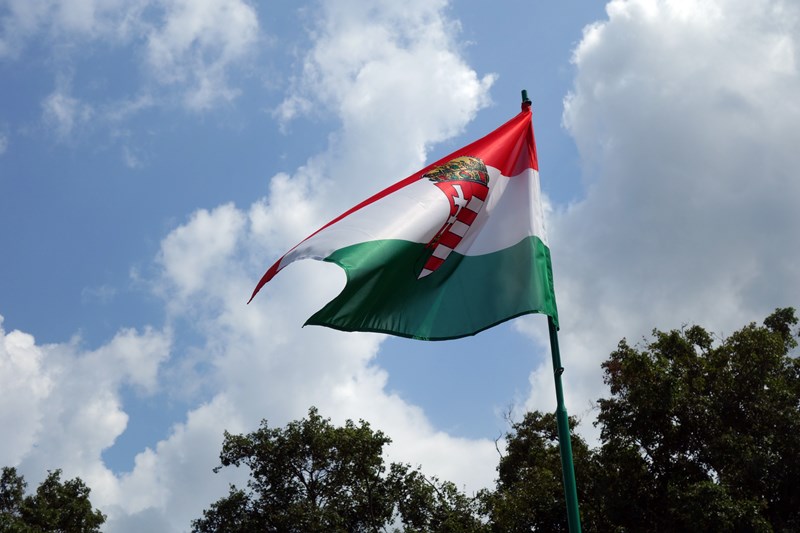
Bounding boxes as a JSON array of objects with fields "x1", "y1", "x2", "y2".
[{"x1": 250, "y1": 105, "x2": 558, "y2": 340}]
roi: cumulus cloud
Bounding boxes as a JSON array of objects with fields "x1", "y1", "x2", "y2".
[
  {"x1": 6, "y1": 1, "x2": 800, "y2": 530},
  {"x1": 3, "y1": 0, "x2": 259, "y2": 113},
  {"x1": 520, "y1": 0, "x2": 800, "y2": 440},
  {"x1": 0, "y1": 318, "x2": 53, "y2": 466},
  {"x1": 274, "y1": 0, "x2": 495, "y2": 213},
  {"x1": 103, "y1": 395, "x2": 246, "y2": 531},
  {"x1": 144, "y1": 0, "x2": 260, "y2": 110},
  {"x1": 95, "y1": 2, "x2": 497, "y2": 529},
  {"x1": 0, "y1": 316, "x2": 171, "y2": 488},
  {"x1": 156, "y1": 203, "x2": 247, "y2": 302},
  {"x1": 5, "y1": 2, "x2": 497, "y2": 531}
]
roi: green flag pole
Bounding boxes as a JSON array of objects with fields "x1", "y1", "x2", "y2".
[
  {"x1": 548, "y1": 316, "x2": 582, "y2": 532},
  {"x1": 522, "y1": 89, "x2": 582, "y2": 532}
]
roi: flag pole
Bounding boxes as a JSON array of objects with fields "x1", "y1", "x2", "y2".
[
  {"x1": 548, "y1": 316, "x2": 582, "y2": 532},
  {"x1": 522, "y1": 89, "x2": 582, "y2": 532}
]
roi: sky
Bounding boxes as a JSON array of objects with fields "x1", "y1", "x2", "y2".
[{"x1": 1, "y1": 0, "x2": 799, "y2": 530}]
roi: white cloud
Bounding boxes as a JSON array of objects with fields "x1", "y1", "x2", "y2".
[
  {"x1": 81, "y1": 284, "x2": 117, "y2": 304},
  {"x1": 156, "y1": 203, "x2": 246, "y2": 302},
  {"x1": 103, "y1": 395, "x2": 246, "y2": 531},
  {"x1": 275, "y1": 0, "x2": 495, "y2": 213},
  {"x1": 6, "y1": 1, "x2": 800, "y2": 531},
  {"x1": 104, "y1": 93, "x2": 155, "y2": 123},
  {"x1": 0, "y1": 1, "x2": 54, "y2": 59},
  {"x1": 0, "y1": 0, "x2": 148, "y2": 58},
  {"x1": 0, "y1": 132, "x2": 7, "y2": 155},
  {"x1": 41, "y1": 86, "x2": 94, "y2": 140},
  {"x1": 98, "y1": 1, "x2": 496, "y2": 529},
  {"x1": 3, "y1": 0, "x2": 259, "y2": 114},
  {"x1": 3, "y1": 2, "x2": 497, "y2": 531},
  {"x1": 0, "y1": 316, "x2": 171, "y2": 486},
  {"x1": 52, "y1": 0, "x2": 145, "y2": 37},
  {"x1": 144, "y1": 0, "x2": 260, "y2": 110},
  {"x1": 0, "y1": 317, "x2": 53, "y2": 466},
  {"x1": 121, "y1": 145, "x2": 142, "y2": 169},
  {"x1": 519, "y1": 0, "x2": 800, "y2": 441}
]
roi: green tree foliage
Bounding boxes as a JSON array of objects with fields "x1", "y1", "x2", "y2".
[
  {"x1": 395, "y1": 469, "x2": 484, "y2": 533},
  {"x1": 593, "y1": 307, "x2": 800, "y2": 532},
  {"x1": 0, "y1": 467, "x2": 105, "y2": 533},
  {"x1": 192, "y1": 407, "x2": 485, "y2": 533},
  {"x1": 195, "y1": 309, "x2": 799, "y2": 532},
  {"x1": 0, "y1": 467, "x2": 27, "y2": 531},
  {"x1": 477, "y1": 412, "x2": 607, "y2": 532},
  {"x1": 483, "y1": 308, "x2": 800, "y2": 532}
]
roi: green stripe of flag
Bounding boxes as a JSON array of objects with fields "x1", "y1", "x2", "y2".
[{"x1": 306, "y1": 235, "x2": 557, "y2": 340}]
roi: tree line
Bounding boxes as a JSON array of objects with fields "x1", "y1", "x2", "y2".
[
  {"x1": 193, "y1": 308, "x2": 800, "y2": 532},
  {"x1": 3, "y1": 308, "x2": 798, "y2": 532}
]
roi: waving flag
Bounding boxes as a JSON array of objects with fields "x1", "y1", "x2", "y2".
[{"x1": 250, "y1": 105, "x2": 558, "y2": 340}]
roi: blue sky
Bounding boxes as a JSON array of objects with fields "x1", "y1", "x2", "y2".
[{"x1": 2, "y1": 1, "x2": 799, "y2": 531}]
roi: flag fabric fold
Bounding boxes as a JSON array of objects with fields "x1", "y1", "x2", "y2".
[{"x1": 250, "y1": 107, "x2": 558, "y2": 341}]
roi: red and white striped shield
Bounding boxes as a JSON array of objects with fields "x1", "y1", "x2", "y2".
[{"x1": 418, "y1": 156, "x2": 490, "y2": 278}]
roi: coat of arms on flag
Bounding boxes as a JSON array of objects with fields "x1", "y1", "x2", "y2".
[{"x1": 418, "y1": 156, "x2": 490, "y2": 278}]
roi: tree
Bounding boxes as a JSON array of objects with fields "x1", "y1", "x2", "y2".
[
  {"x1": 395, "y1": 469, "x2": 485, "y2": 533},
  {"x1": 196, "y1": 310, "x2": 800, "y2": 532},
  {"x1": 0, "y1": 467, "x2": 27, "y2": 531},
  {"x1": 593, "y1": 307, "x2": 800, "y2": 531},
  {"x1": 480, "y1": 308, "x2": 800, "y2": 532},
  {"x1": 193, "y1": 407, "x2": 484, "y2": 533},
  {"x1": 477, "y1": 412, "x2": 608, "y2": 532},
  {"x1": 0, "y1": 467, "x2": 106, "y2": 532}
]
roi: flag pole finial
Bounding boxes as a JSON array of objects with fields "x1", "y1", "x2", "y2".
[{"x1": 521, "y1": 89, "x2": 532, "y2": 111}]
